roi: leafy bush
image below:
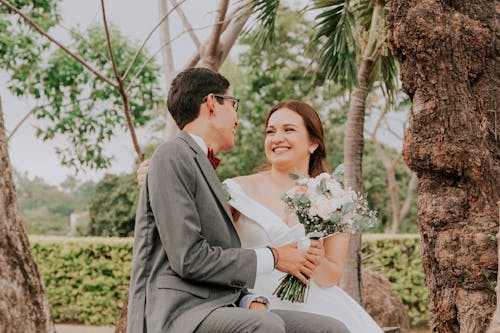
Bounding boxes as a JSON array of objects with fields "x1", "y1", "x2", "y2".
[
  {"x1": 31, "y1": 234, "x2": 429, "y2": 327},
  {"x1": 32, "y1": 236, "x2": 132, "y2": 325}
]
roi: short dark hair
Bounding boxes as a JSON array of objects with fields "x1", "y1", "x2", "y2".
[{"x1": 167, "y1": 67, "x2": 230, "y2": 129}]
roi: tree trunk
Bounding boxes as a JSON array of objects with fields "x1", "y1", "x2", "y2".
[
  {"x1": 0, "y1": 95, "x2": 55, "y2": 332},
  {"x1": 341, "y1": 0, "x2": 386, "y2": 304},
  {"x1": 341, "y1": 57, "x2": 373, "y2": 304},
  {"x1": 488, "y1": 202, "x2": 500, "y2": 333},
  {"x1": 158, "y1": 0, "x2": 178, "y2": 141},
  {"x1": 388, "y1": 1, "x2": 499, "y2": 332}
]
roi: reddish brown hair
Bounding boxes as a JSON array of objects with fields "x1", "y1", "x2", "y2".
[{"x1": 264, "y1": 100, "x2": 329, "y2": 177}]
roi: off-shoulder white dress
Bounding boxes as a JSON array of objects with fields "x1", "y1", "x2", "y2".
[{"x1": 224, "y1": 179, "x2": 383, "y2": 333}]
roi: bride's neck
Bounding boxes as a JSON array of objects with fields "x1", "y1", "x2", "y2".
[{"x1": 268, "y1": 166, "x2": 307, "y2": 189}]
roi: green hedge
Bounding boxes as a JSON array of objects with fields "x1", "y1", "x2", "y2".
[
  {"x1": 31, "y1": 234, "x2": 430, "y2": 327},
  {"x1": 31, "y1": 236, "x2": 132, "y2": 325}
]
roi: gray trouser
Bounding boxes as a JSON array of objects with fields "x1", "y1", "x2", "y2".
[{"x1": 194, "y1": 307, "x2": 351, "y2": 333}]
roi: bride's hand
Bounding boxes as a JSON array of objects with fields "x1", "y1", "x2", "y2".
[
  {"x1": 307, "y1": 240, "x2": 326, "y2": 266},
  {"x1": 274, "y1": 243, "x2": 319, "y2": 285},
  {"x1": 137, "y1": 159, "x2": 151, "y2": 187}
]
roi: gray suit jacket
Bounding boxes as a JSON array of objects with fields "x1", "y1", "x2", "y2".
[{"x1": 127, "y1": 131, "x2": 257, "y2": 333}]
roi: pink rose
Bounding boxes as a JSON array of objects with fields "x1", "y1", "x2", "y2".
[{"x1": 295, "y1": 186, "x2": 308, "y2": 195}]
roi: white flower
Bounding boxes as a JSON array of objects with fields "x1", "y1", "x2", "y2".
[
  {"x1": 309, "y1": 203, "x2": 318, "y2": 217},
  {"x1": 327, "y1": 198, "x2": 343, "y2": 213},
  {"x1": 316, "y1": 197, "x2": 335, "y2": 220},
  {"x1": 317, "y1": 172, "x2": 331, "y2": 181},
  {"x1": 326, "y1": 179, "x2": 344, "y2": 196},
  {"x1": 297, "y1": 178, "x2": 309, "y2": 186}
]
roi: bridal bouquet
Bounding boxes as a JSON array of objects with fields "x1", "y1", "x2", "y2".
[{"x1": 273, "y1": 164, "x2": 377, "y2": 303}]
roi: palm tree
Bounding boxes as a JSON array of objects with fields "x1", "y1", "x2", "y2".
[{"x1": 245, "y1": 0, "x2": 398, "y2": 304}]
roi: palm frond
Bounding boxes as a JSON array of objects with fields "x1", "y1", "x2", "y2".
[
  {"x1": 380, "y1": 50, "x2": 398, "y2": 106},
  {"x1": 353, "y1": 0, "x2": 374, "y2": 31},
  {"x1": 240, "y1": 0, "x2": 281, "y2": 49},
  {"x1": 369, "y1": 46, "x2": 398, "y2": 106},
  {"x1": 311, "y1": 0, "x2": 359, "y2": 90}
]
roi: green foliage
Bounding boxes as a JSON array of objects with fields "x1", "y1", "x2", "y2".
[
  {"x1": 29, "y1": 23, "x2": 164, "y2": 170},
  {"x1": 31, "y1": 237, "x2": 132, "y2": 325},
  {"x1": 1, "y1": 1, "x2": 164, "y2": 170},
  {"x1": 244, "y1": 0, "x2": 399, "y2": 104},
  {"x1": 31, "y1": 234, "x2": 429, "y2": 327},
  {"x1": 0, "y1": 0, "x2": 62, "y2": 84},
  {"x1": 312, "y1": 0, "x2": 359, "y2": 89},
  {"x1": 14, "y1": 170, "x2": 95, "y2": 235},
  {"x1": 241, "y1": 0, "x2": 281, "y2": 48},
  {"x1": 363, "y1": 234, "x2": 431, "y2": 327},
  {"x1": 311, "y1": 0, "x2": 399, "y2": 104},
  {"x1": 88, "y1": 173, "x2": 139, "y2": 237}
]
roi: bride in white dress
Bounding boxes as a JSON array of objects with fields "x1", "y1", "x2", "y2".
[{"x1": 223, "y1": 101, "x2": 383, "y2": 333}]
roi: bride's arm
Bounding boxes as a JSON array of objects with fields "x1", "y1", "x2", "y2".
[
  {"x1": 311, "y1": 232, "x2": 351, "y2": 288},
  {"x1": 229, "y1": 205, "x2": 241, "y2": 223}
]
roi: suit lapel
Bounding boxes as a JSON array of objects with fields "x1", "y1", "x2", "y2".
[{"x1": 177, "y1": 132, "x2": 234, "y2": 223}]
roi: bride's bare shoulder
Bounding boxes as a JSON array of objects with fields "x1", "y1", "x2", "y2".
[{"x1": 230, "y1": 173, "x2": 268, "y2": 191}]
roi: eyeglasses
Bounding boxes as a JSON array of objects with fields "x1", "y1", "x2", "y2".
[{"x1": 204, "y1": 93, "x2": 240, "y2": 112}]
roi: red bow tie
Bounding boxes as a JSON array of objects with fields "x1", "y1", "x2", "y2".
[{"x1": 207, "y1": 148, "x2": 220, "y2": 170}]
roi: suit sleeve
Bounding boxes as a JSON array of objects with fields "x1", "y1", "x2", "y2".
[{"x1": 148, "y1": 142, "x2": 257, "y2": 288}]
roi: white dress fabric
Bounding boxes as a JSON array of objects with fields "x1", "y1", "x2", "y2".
[{"x1": 224, "y1": 179, "x2": 383, "y2": 333}]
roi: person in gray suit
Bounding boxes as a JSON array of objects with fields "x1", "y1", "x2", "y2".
[{"x1": 127, "y1": 67, "x2": 350, "y2": 333}]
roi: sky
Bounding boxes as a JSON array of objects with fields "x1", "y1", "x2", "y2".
[{"x1": 3, "y1": 0, "x2": 406, "y2": 186}]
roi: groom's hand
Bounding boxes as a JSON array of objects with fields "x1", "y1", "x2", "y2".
[
  {"x1": 249, "y1": 302, "x2": 268, "y2": 311},
  {"x1": 275, "y1": 242, "x2": 323, "y2": 285}
]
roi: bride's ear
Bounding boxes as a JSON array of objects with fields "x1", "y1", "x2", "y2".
[{"x1": 309, "y1": 143, "x2": 319, "y2": 154}]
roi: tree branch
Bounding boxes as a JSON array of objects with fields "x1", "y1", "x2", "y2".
[
  {"x1": 158, "y1": 0, "x2": 175, "y2": 84},
  {"x1": 0, "y1": 0, "x2": 117, "y2": 88},
  {"x1": 100, "y1": 0, "x2": 143, "y2": 162},
  {"x1": 101, "y1": 0, "x2": 122, "y2": 88},
  {"x1": 181, "y1": 1, "x2": 252, "y2": 70},
  {"x1": 216, "y1": 2, "x2": 252, "y2": 69},
  {"x1": 400, "y1": 173, "x2": 417, "y2": 221},
  {"x1": 126, "y1": 25, "x2": 208, "y2": 93},
  {"x1": 202, "y1": 0, "x2": 229, "y2": 70},
  {"x1": 168, "y1": 0, "x2": 201, "y2": 50},
  {"x1": 7, "y1": 109, "x2": 34, "y2": 142},
  {"x1": 122, "y1": 0, "x2": 187, "y2": 81}
]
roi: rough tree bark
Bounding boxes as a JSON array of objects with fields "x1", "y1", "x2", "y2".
[
  {"x1": 487, "y1": 202, "x2": 500, "y2": 333},
  {"x1": 388, "y1": 1, "x2": 499, "y2": 332},
  {"x1": 0, "y1": 96, "x2": 55, "y2": 333}
]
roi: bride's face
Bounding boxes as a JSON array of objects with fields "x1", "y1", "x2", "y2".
[{"x1": 264, "y1": 108, "x2": 317, "y2": 172}]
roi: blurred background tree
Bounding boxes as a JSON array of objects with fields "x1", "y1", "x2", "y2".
[{"x1": 87, "y1": 173, "x2": 138, "y2": 237}]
